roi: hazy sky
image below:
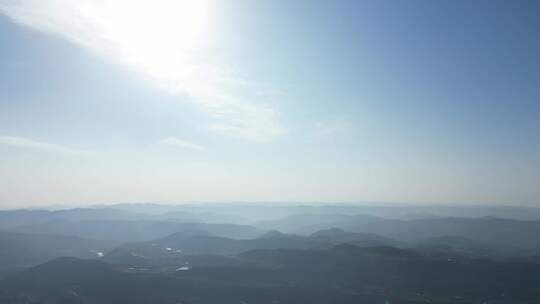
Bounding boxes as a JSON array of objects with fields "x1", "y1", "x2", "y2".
[{"x1": 1, "y1": 0, "x2": 539, "y2": 208}]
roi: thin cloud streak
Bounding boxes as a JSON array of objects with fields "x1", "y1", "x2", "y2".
[
  {"x1": 0, "y1": 136, "x2": 92, "y2": 156},
  {"x1": 0, "y1": 0, "x2": 285, "y2": 142},
  {"x1": 160, "y1": 137, "x2": 205, "y2": 151}
]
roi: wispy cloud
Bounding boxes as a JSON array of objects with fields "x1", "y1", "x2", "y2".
[
  {"x1": 160, "y1": 137, "x2": 205, "y2": 151},
  {"x1": 0, "y1": 136, "x2": 91, "y2": 156},
  {"x1": 0, "y1": 0, "x2": 285, "y2": 142}
]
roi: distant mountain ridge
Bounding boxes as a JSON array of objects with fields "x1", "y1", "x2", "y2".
[
  {"x1": 258, "y1": 213, "x2": 540, "y2": 249},
  {"x1": 9, "y1": 220, "x2": 265, "y2": 242}
]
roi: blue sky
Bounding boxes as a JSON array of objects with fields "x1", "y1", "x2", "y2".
[{"x1": 0, "y1": 0, "x2": 539, "y2": 208}]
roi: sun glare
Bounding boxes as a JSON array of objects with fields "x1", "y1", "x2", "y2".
[{"x1": 93, "y1": 0, "x2": 208, "y2": 71}]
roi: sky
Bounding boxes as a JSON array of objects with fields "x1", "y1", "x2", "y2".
[{"x1": 0, "y1": 0, "x2": 539, "y2": 208}]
